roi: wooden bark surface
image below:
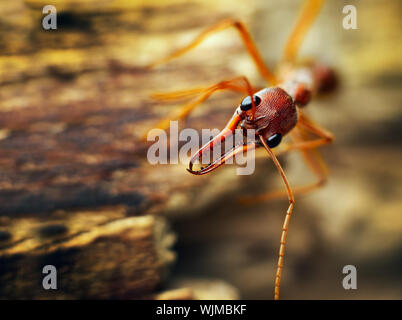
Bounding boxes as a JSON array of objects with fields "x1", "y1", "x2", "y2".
[
  {"x1": 0, "y1": 210, "x2": 176, "y2": 299},
  {"x1": 0, "y1": 0, "x2": 254, "y2": 299}
]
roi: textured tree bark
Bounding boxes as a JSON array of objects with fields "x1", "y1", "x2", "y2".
[
  {"x1": 0, "y1": 0, "x2": 247, "y2": 299},
  {"x1": 0, "y1": 209, "x2": 176, "y2": 299}
]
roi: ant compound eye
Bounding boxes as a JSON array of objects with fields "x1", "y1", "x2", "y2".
[
  {"x1": 240, "y1": 95, "x2": 261, "y2": 111},
  {"x1": 266, "y1": 133, "x2": 282, "y2": 148}
]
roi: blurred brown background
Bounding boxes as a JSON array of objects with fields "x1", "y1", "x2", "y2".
[{"x1": 0, "y1": 0, "x2": 401, "y2": 299}]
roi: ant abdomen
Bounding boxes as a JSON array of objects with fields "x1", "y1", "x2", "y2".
[{"x1": 313, "y1": 63, "x2": 338, "y2": 94}]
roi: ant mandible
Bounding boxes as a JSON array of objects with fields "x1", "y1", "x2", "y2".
[{"x1": 145, "y1": 0, "x2": 337, "y2": 300}]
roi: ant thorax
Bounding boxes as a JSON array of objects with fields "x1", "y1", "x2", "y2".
[{"x1": 279, "y1": 62, "x2": 337, "y2": 104}]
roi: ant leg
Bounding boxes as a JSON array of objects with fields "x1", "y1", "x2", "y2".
[
  {"x1": 277, "y1": 111, "x2": 333, "y2": 154},
  {"x1": 282, "y1": 0, "x2": 326, "y2": 62},
  {"x1": 147, "y1": 19, "x2": 276, "y2": 85},
  {"x1": 258, "y1": 135, "x2": 295, "y2": 301},
  {"x1": 241, "y1": 133, "x2": 328, "y2": 204},
  {"x1": 239, "y1": 113, "x2": 333, "y2": 203},
  {"x1": 142, "y1": 76, "x2": 255, "y2": 141},
  {"x1": 151, "y1": 87, "x2": 211, "y2": 102},
  {"x1": 151, "y1": 84, "x2": 247, "y2": 102}
]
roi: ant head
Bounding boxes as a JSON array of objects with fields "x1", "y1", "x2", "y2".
[
  {"x1": 187, "y1": 87, "x2": 298, "y2": 175},
  {"x1": 240, "y1": 87, "x2": 298, "y2": 143}
]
